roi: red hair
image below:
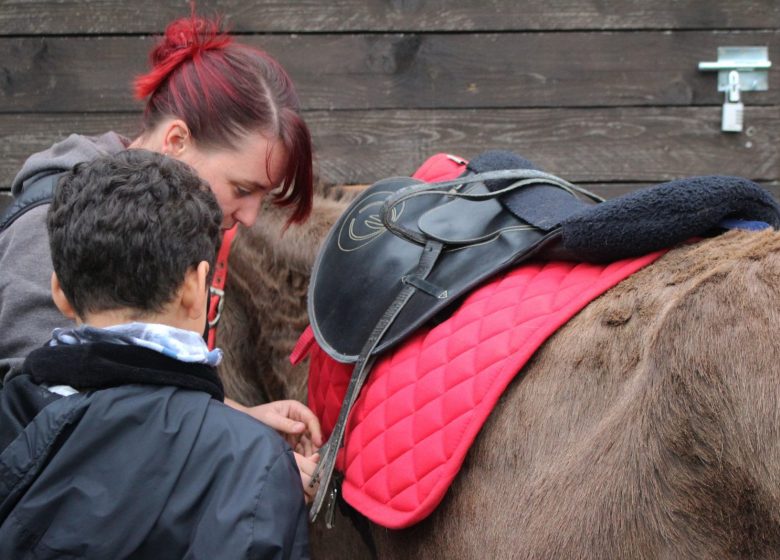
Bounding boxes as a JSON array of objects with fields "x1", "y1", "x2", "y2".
[{"x1": 134, "y1": 15, "x2": 313, "y2": 223}]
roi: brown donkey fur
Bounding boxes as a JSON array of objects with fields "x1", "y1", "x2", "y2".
[
  {"x1": 217, "y1": 192, "x2": 350, "y2": 406},
  {"x1": 219, "y1": 194, "x2": 780, "y2": 559},
  {"x1": 364, "y1": 228, "x2": 780, "y2": 559}
]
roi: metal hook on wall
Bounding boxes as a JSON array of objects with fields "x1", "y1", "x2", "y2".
[{"x1": 698, "y1": 46, "x2": 771, "y2": 133}]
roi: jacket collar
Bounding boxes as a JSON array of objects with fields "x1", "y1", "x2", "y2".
[{"x1": 23, "y1": 342, "x2": 224, "y2": 401}]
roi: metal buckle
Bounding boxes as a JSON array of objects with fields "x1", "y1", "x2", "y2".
[{"x1": 208, "y1": 286, "x2": 225, "y2": 328}]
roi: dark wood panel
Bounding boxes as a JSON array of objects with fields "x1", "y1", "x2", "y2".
[
  {"x1": 2, "y1": 107, "x2": 778, "y2": 187},
  {"x1": 6, "y1": 182, "x2": 778, "y2": 206},
  {"x1": 309, "y1": 107, "x2": 779, "y2": 183},
  {"x1": 333, "y1": 181, "x2": 780, "y2": 197},
  {"x1": 1, "y1": 31, "x2": 777, "y2": 112},
  {"x1": 0, "y1": 114, "x2": 144, "y2": 191},
  {"x1": 1, "y1": 1, "x2": 777, "y2": 34},
  {"x1": 0, "y1": 192, "x2": 11, "y2": 214},
  {"x1": 585, "y1": 182, "x2": 780, "y2": 200}
]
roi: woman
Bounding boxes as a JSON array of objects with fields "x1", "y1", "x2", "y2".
[{"x1": 0, "y1": 14, "x2": 321, "y2": 497}]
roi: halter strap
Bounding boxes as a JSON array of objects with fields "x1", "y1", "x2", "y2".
[{"x1": 207, "y1": 225, "x2": 238, "y2": 350}]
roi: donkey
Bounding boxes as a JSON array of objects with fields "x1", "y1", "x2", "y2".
[{"x1": 219, "y1": 195, "x2": 780, "y2": 559}]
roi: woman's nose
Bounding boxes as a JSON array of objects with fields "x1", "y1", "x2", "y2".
[{"x1": 234, "y1": 194, "x2": 264, "y2": 227}]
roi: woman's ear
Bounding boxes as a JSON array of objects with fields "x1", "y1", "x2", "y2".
[
  {"x1": 161, "y1": 119, "x2": 192, "y2": 158},
  {"x1": 51, "y1": 272, "x2": 77, "y2": 320},
  {"x1": 181, "y1": 261, "x2": 210, "y2": 320}
]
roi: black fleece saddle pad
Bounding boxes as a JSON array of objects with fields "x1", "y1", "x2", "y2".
[{"x1": 558, "y1": 175, "x2": 780, "y2": 262}]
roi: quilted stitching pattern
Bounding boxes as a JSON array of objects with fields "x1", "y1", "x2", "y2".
[
  {"x1": 307, "y1": 341, "x2": 351, "y2": 439},
  {"x1": 305, "y1": 252, "x2": 665, "y2": 528}
]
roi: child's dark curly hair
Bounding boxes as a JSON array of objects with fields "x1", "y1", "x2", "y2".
[{"x1": 48, "y1": 149, "x2": 222, "y2": 317}]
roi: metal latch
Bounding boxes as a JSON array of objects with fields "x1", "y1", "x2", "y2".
[
  {"x1": 721, "y1": 70, "x2": 744, "y2": 133},
  {"x1": 698, "y1": 46, "x2": 771, "y2": 133}
]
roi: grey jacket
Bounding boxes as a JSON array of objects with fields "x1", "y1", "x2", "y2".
[{"x1": 0, "y1": 133, "x2": 128, "y2": 375}]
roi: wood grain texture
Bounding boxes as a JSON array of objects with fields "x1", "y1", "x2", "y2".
[
  {"x1": 1, "y1": 31, "x2": 777, "y2": 112},
  {"x1": 337, "y1": 181, "x2": 780, "y2": 200},
  {"x1": 2, "y1": 107, "x2": 777, "y2": 188},
  {"x1": 1, "y1": 0, "x2": 778, "y2": 34},
  {"x1": 307, "y1": 107, "x2": 779, "y2": 183},
  {"x1": 0, "y1": 192, "x2": 11, "y2": 214},
  {"x1": 4, "y1": 183, "x2": 778, "y2": 206},
  {"x1": 586, "y1": 182, "x2": 780, "y2": 200}
]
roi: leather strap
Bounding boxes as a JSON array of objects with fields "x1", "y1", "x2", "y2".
[
  {"x1": 0, "y1": 173, "x2": 63, "y2": 233},
  {"x1": 290, "y1": 326, "x2": 316, "y2": 365},
  {"x1": 207, "y1": 225, "x2": 238, "y2": 350},
  {"x1": 309, "y1": 239, "x2": 445, "y2": 521},
  {"x1": 381, "y1": 169, "x2": 603, "y2": 244}
]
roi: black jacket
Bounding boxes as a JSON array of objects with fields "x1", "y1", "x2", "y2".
[{"x1": 0, "y1": 343, "x2": 310, "y2": 559}]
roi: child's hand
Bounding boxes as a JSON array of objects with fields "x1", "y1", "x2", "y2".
[{"x1": 295, "y1": 451, "x2": 320, "y2": 504}]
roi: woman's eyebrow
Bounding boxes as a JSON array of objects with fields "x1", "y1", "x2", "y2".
[{"x1": 234, "y1": 179, "x2": 271, "y2": 192}]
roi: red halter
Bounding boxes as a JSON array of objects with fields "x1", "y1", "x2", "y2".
[{"x1": 207, "y1": 224, "x2": 238, "y2": 350}]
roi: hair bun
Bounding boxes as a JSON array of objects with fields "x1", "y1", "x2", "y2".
[
  {"x1": 151, "y1": 17, "x2": 230, "y2": 66},
  {"x1": 134, "y1": 15, "x2": 232, "y2": 100}
]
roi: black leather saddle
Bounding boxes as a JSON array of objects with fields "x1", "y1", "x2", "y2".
[{"x1": 309, "y1": 169, "x2": 600, "y2": 363}]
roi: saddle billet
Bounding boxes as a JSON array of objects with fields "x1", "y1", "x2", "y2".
[{"x1": 308, "y1": 169, "x2": 602, "y2": 522}]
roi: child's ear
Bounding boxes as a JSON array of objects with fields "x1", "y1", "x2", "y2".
[
  {"x1": 50, "y1": 272, "x2": 77, "y2": 320},
  {"x1": 181, "y1": 261, "x2": 210, "y2": 320}
]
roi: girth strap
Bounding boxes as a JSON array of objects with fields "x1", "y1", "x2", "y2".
[{"x1": 309, "y1": 239, "x2": 445, "y2": 522}]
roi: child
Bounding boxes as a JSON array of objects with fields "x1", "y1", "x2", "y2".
[{"x1": 0, "y1": 150, "x2": 309, "y2": 558}]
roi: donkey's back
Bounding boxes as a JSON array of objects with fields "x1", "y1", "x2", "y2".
[{"x1": 360, "y1": 229, "x2": 780, "y2": 559}]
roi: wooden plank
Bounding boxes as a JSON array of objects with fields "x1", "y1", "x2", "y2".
[
  {"x1": 324, "y1": 182, "x2": 780, "y2": 200},
  {"x1": 584, "y1": 182, "x2": 780, "y2": 200},
  {"x1": 5, "y1": 181, "x2": 777, "y2": 225},
  {"x1": 1, "y1": 31, "x2": 778, "y2": 112},
  {"x1": 2, "y1": 107, "x2": 778, "y2": 187},
  {"x1": 309, "y1": 107, "x2": 780, "y2": 183},
  {"x1": 6, "y1": 182, "x2": 779, "y2": 204},
  {"x1": 1, "y1": 1, "x2": 778, "y2": 34},
  {"x1": 0, "y1": 191, "x2": 11, "y2": 214}
]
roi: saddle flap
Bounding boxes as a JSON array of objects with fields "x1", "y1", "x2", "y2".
[{"x1": 309, "y1": 177, "x2": 426, "y2": 363}]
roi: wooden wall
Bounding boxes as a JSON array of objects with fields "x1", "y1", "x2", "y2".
[{"x1": 2, "y1": 0, "x2": 779, "y2": 214}]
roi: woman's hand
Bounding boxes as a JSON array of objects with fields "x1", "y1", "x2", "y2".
[
  {"x1": 225, "y1": 397, "x2": 323, "y2": 503},
  {"x1": 225, "y1": 398, "x2": 323, "y2": 456}
]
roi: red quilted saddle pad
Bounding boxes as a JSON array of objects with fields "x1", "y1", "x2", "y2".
[{"x1": 294, "y1": 252, "x2": 665, "y2": 528}]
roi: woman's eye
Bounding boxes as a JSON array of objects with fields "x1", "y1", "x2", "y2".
[{"x1": 233, "y1": 185, "x2": 252, "y2": 197}]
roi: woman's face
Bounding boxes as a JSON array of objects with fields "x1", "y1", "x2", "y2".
[{"x1": 177, "y1": 130, "x2": 288, "y2": 229}]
